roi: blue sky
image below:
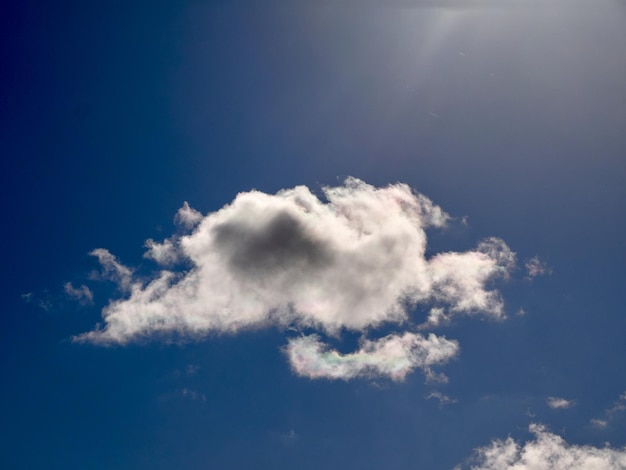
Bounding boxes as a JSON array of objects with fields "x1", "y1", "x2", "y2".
[{"x1": 2, "y1": 1, "x2": 626, "y2": 468}]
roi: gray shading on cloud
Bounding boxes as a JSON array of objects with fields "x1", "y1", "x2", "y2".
[
  {"x1": 76, "y1": 178, "x2": 517, "y2": 381},
  {"x1": 212, "y1": 211, "x2": 335, "y2": 278}
]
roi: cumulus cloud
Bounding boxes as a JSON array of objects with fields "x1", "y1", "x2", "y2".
[
  {"x1": 74, "y1": 179, "x2": 521, "y2": 383},
  {"x1": 285, "y1": 332, "x2": 459, "y2": 381},
  {"x1": 525, "y1": 256, "x2": 552, "y2": 279},
  {"x1": 461, "y1": 423, "x2": 626, "y2": 470},
  {"x1": 547, "y1": 396, "x2": 575, "y2": 409},
  {"x1": 76, "y1": 178, "x2": 515, "y2": 345},
  {"x1": 64, "y1": 282, "x2": 94, "y2": 306}
]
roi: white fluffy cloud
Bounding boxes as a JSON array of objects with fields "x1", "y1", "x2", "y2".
[
  {"x1": 285, "y1": 332, "x2": 459, "y2": 381},
  {"x1": 76, "y1": 179, "x2": 514, "y2": 346},
  {"x1": 462, "y1": 424, "x2": 626, "y2": 470},
  {"x1": 75, "y1": 179, "x2": 519, "y2": 381}
]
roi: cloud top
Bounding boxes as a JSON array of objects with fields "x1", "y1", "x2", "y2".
[{"x1": 76, "y1": 178, "x2": 515, "y2": 346}]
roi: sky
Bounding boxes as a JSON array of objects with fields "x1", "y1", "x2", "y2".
[{"x1": 2, "y1": 0, "x2": 626, "y2": 468}]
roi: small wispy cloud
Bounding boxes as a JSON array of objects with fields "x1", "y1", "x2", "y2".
[
  {"x1": 185, "y1": 364, "x2": 200, "y2": 376},
  {"x1": 546, "y1": 396, "x2": 575, "y2": 410},
  {"x1": 285, "y1": 332, "x2": 459, "y2": 381},
  {"x1": 427, "y1": 391, "x2": 457, "y2": 406},
  {"x1": 280, "y1": 429, "x2": 298, "y2": 444},
  {"x1": 590, "y1": 390, "x2": 626, "y2": 429},
  {"x1": 64, "y1": 282, "x2": 94, "y2": 306},
  {"x1": 174, "y1": 201, "x2": 203, "y2": 229},
  {"x1": 524, "y1": 256, "x2": 552, "y2": 279},
  {"x1": 269, "y1": 429, "x2": 299, "y2": 446},
  {"x1": 590, "y1": 418, "x2": 609, "y2": 429},
  {"x1": 459, "y1": 423, "x2": 626, "y2": 470},
  {"x1": 89, "y1": 248, "x2": 133, "y2": 291},
  {"x1": 181, "y1": 388, "x2": 206, "y2": 402},
  {"x1": 21, "y1": 291, "x2": 53, "y2": 311}
]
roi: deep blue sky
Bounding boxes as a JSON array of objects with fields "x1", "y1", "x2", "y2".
[{"x1": 2, "y1": 1, "x2": 626, "y2": 469}]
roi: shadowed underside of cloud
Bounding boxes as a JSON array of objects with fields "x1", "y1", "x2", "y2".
[
  {"x1": 285, "y1": 332, "x2": 459, "y2": 381},
  {"x1": 461, "y1": 424, "x2": 626, "y2": 470}
]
